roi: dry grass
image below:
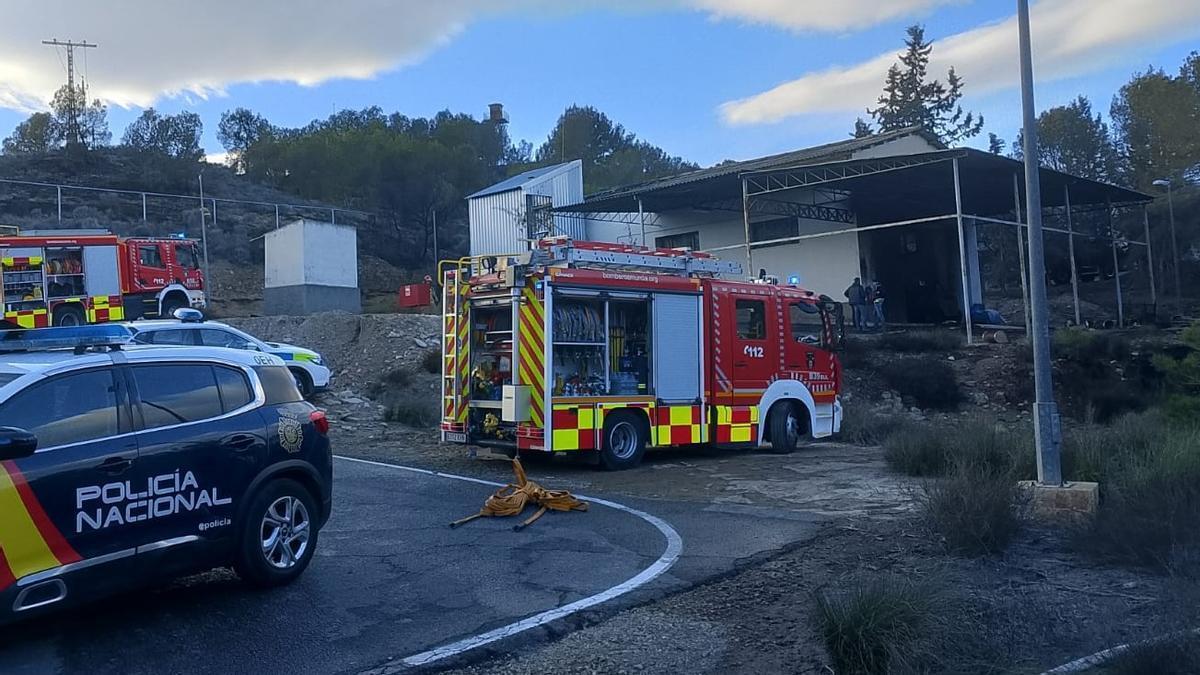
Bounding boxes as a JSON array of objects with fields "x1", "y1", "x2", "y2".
[{"x1": 813, "y1": 578, "x2": 938, "y2": 675}]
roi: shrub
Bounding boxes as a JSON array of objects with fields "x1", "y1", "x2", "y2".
[
  {"x1": 878, "y1": 357, "x2": 962, "y2": 411},
  {"x1": 919, "y1": 458, "x2": 1026, "y2": 555},
  {"x1": 878, "y1": 330, "x2": 961, "y2": 354},
  {"x1": 421, "y1": 349, "x2": 441, "y2": 374},
  {"x1": 384, "y1": 401, "x2": 437, "y2": 427},
  {"x1": 1080, "y1": 425, "x2": 1200, "y2": 571},
  {"x1": 883, "y1": 418, "x2": 1027, "y2": 478},
  {"x1": 840, "y1": 336, "x2": 871, "y2": 370},
  {"x1": 841, "y1": 407, "x2": 909, "y2": 446},
  {"x1": 1059, "y1": 410, "x2": 1167, "y2": 483},
  {"x1": 1053, "y1": 328, "x2": 1129, "y2": 364},
  {"x1": 813, "y1": 578, "x2": 936, "y2": 675},
  {"x1": 369, "y1": 367, "x2": 412, "y2": 397}
]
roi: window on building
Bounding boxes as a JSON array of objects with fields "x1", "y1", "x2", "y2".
[
  {"x1": 132, "y1": 364, "x2": 224, "y2": 429},
  {"x1": 736, "y1": 300, "x2": 766, "y2": 340},
  {"x1": 656, "y1": 231, "x2": 700, "y2": 251},
  {"x1": 0, "y1": 369, "x2": 121, "y2": 448},
  {"x1": 139, "y1": 245, "x2": 164, "y2": 268},
  {"x1": 750, "y1": 217, "x2": 798, "y2": 245}
]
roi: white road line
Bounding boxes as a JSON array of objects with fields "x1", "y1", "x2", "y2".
[{"x1": 334, "y1": 455, "x2": 684, "y2": 671}]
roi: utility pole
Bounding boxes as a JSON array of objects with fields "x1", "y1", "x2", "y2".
[
  {"x1": 1017, "y1": 0, "x2": 1061, "y2": 486},
  {"x1": 1153, "y1": 179, "x2": 1183, "y2": 314},
  {"x1": 42, "y1": 39, "x2": 98, "y2": 148},
  {"x1": 198, "y1": 173, "x2": 211, "y2": 296}
]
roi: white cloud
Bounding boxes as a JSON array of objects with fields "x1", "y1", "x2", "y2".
[
  {"x1": 720, "y1": 0, "x2": 1200, "y2": 125},
  {"x1": 0, "y1": 0, "x2": 956, "y2": 114}
]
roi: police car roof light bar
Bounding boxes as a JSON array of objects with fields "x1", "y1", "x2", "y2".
[{"x1": 0, "y1": 325, "x2": 133, "y2": 353}]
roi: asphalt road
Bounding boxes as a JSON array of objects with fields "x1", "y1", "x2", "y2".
[{"x1": 0, "y1": 458, "x2": 667, "y2": 675}]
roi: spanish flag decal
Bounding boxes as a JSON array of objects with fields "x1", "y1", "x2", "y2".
[{"x1": 0, "y1": 461, "x2": 80, "y2": 592}]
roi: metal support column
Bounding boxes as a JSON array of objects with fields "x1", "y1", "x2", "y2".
[
  {"x1": 56, "y1": 186, "x2": 62, "y2": 222},
  {"x1": 274, "y1": 204, "x2": 280, "y2": 229},
  {"x1": 1013, "y1": 174, "x2": 1032, "y2": 335},
  {"x1": 211, "y1": 199, "x2": 218, "y2": 234},
  {"x1": 953, "y1": 158, "x2": 973, "y2": 345},
  {"x1": 142, "y1": 193, "x2": 147, "y2": 222},
  {"x1": 198, "y1": 173, "x2": 210, "y2": 291},
  {"x1": 331, "y1": 208, "x2": 336, "y2": 225},
  {"x1": 1064, "y1": 185, "x2": 1081, "y2": 326},
  {"x1": 1144, "y1": 205, "x2": 1157, "y2": 308},
  {"x1": 741, "y1": 178, "x2": 754, "y2": 276},
  {"x1": 1108, "y1": 200, "x2": 1123, "y2": 328},
  {"x1": 637, "y1": 197, "x2": 647, "y2": 248},
  {"x1": 1018, "y1": 0, "x2": 1062, "y2": 486}
]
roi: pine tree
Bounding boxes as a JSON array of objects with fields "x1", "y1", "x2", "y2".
[
  {"x1": 866, "y1": 25, "x2": 984, "y2": 145},
  {"x1": 987, "y1": 132, "x2": 1006, "y2": 156},
  {"x1": 852, "y1": 118, "x2": 874, "y2": 138}
]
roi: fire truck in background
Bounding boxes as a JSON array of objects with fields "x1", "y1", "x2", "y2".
[
  {"x1": 440, "y1": 238, "x2": 845, "y2": 470},
  {"x1": 0, "y1": 231, "x2": 205, "y2": 328}
]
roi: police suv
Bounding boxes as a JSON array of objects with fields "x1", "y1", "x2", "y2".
[
  {"x1": 0, "y1": 325, "x2": 332, "y2": 624},
  {"x1": 128, "y1": 310, "x2": 331, "y2": 399}
]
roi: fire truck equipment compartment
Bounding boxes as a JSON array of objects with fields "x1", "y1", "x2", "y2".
[{"x1": 502, "y1": 385, "x2": 532, "y2": 422}]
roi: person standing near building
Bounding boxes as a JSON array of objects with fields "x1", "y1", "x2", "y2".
[
  {"x1": 870, "y1": 281, "x2": 886, "y2": 331},
  {"x1": 844, "y1": 277, "x2": 867, "y2": 331}
]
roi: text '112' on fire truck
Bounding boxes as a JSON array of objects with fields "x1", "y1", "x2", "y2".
[
  {"x1": 440, "y1": 238, "x2": 846, "y2": 470},
  {"x1": 0, "y1": 231, "x2": 204, "y2": 329}
]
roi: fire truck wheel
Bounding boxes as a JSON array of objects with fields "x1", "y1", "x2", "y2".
[
  {"x1": 768, "y1": 402, "x2": 806, "y2": 454},
  {"x1": 600, "y1": 412, "x2": 647, "y2": 471},
  {"x1": 52, "y1": 305, "x2": 86, "y2": 327}
]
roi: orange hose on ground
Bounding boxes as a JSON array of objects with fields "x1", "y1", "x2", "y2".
[{"x1": 449, "y1": 459, "x2": 588, "y2": 531}]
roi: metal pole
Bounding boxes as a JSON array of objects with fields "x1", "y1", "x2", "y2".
[
  {"x1": 56, "y1": 185, "x2": 62, "y2": 222},
  {"x1": 1018, "y1": 0, "x2": 1062, "y2": 486},
  {"x1": 331, "y1": 207, "x2": 336, "y2": 225},
  {"x1": 953, "y1": 158, "x2": 973, "y2": 345},
  {"x1": 1144, "y1": 205, "x2": 1157, "y2": 308},
  {"x1": 741, "y1": 178, "x2": 754, "y2": 277},
  {"x1": 1165, "y1": 184, "x2": 1182, "y2": 313},
  {"x1": 211, "y1": 198, "x2": 218, "y2": 233},
  {"x1": 1109, "y1": 200, "x2": 1123, "y2": 328},
  {"x1": 431, "y1": 208, "x2": 438, "y2": 265},
  {"x1": 141, "y1": 193, "x2": 147, "y2": 222},
  {"x1": 637, "y1": 197, "x2": 647, "y2": 247},
  {"x1": 275, "y1": 204, "x2": 280, "y2": 229},
  {"x1": 1064, "y1": 184, "x2": 1081, "y2": 326},
  {"x1": 198, "y1": 174, "x2": 211, "y2": 289},
  {"x1": 1013, "y1": 174, "x2": 1032, "y2": 335}
]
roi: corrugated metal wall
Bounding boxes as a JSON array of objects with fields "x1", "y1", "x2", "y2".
[
  {"x1": 469, "y1": 161, "x2": 586, "y2": 256},
  {"x1": 469, "y1": 189, "x2": 526, "y2": 256}
]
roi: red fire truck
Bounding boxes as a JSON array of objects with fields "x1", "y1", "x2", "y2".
[
  {"x1": 440, "y1": 238, "x2": 844, "y2": 470},
  {"x1": 0, "y1": 232, "x2": 205, "y2": 328}
]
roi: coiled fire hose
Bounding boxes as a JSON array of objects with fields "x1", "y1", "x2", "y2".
[{"x1": 449, "y1": 459, "x2": 588, "y2": 531}]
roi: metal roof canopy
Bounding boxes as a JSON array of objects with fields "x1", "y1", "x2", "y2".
[{"x1": 564, "y1": 148, "x2": 1150, "y2": 218}]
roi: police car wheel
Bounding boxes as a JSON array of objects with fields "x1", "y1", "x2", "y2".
[
  {"x1": 768, "y1": 403, "x2": 804, "y2": 454},
  {"x1": 235, "y1": 478, "x2": 319, "y2": 587},
  {"x1": 291, "y1": 369, "x2": 315, "y2": 399},
  {"x1": 599, "y1": 412, "x2": 646, "y2": 471}
]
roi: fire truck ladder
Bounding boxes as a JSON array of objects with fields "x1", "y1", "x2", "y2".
[
  {"x1": 441, "y1": 265, "x2": 469, "y2": 427},
  {"x1": 534, "y1": 240, "x2": 743, "y2": 277}
]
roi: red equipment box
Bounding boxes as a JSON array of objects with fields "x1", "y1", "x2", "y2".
[{"x1": 397, "y1": 283, "x2": 432, "y2": 308}]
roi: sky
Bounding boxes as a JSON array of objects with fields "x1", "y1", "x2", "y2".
[{"x1": 1, "y1": 0, "x2": 1197, "y2": 169}]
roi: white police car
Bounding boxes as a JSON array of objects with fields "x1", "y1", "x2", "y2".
[
  {"x1": 0, "y1": 325, "x2": 333, "y2": 625},
  {"x1": 128, "y1": 310, "x2": 331, "y2": 399}
]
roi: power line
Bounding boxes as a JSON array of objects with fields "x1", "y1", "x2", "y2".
[{"x1": 41, "y1": 38, "x2": 98, "y2": 148}]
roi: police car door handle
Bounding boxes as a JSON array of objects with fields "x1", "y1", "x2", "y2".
[
  {"x1": 97, "y1": 455, "x2": 134, "y2": 474},
  {"x1": 222, "y1": 433, "x2": 259, "y2": 452}
]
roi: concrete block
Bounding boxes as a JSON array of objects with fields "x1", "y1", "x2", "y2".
[{"x1": 1019, "y1": 481, "x2": 1099, "y2": 522}]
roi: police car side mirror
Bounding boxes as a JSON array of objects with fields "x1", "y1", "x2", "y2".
[{"x1": 0, "y1": 427, "x2": 37, "y2": 460}]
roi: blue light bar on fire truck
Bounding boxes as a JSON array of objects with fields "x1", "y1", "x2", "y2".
[{"x1": 0, "y1": 324, "x2": 133, "y2": 353}]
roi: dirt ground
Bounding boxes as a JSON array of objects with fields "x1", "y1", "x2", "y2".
[{"x1": 231, "y1": 313, "x2": 1196, "y2": 674}]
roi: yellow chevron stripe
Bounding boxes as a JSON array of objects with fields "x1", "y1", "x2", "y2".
[{"x1": 0, "y1": 466, "x2": 61, "y2": 580}]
